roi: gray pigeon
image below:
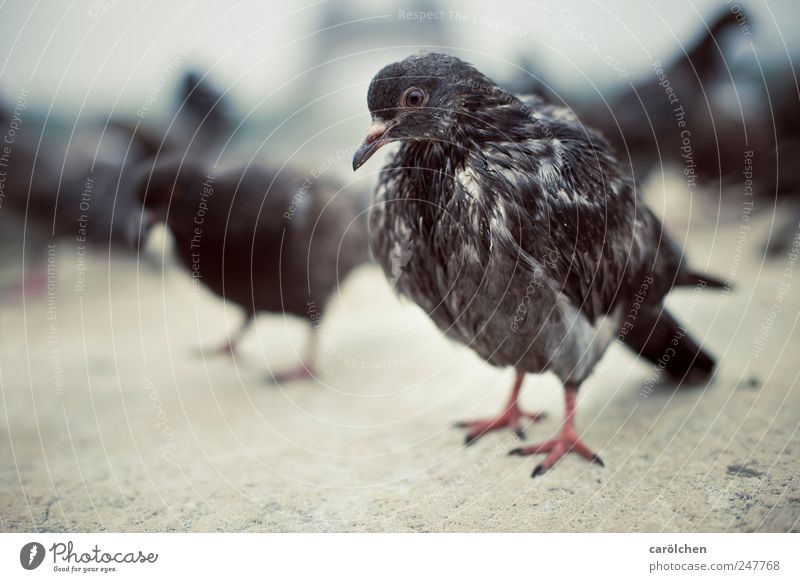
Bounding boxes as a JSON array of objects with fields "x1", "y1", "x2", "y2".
[
  {"x1": 353, "y1": 53, "x2": 723, "y2": 477},
  {"x1": 131, "y1": 155, "x2": 370, "y2": 381}
]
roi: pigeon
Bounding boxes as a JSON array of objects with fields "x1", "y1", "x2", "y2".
[
  {"x1": 132, "y1": 155, "x2": 369, "y2": 381},
  {"x1": 579, "y1": 9, "x2": 743, "y2": 185},
  {"x1": 178, "y1": 71, "x2": 234, "y2": 134},
  {"x1": 352, "y1": 52, "x2": 723, "y2": 476},
  {"x1": 0, "y1": 68, "x2": 240, "y2": 298},
  {"x1": 169, "y1": 71, "x2": 239, "y2": 161},
  {"x1": 0, "y1": 93, "x2": 159, "y2": 251},
  {"x1": 0, "y1": 106, "x2": 156, "y2": 298}
]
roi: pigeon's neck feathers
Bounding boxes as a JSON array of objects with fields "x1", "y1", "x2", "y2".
[{"x1": 457, "y1": 93, "x2": 536, "y2": 145}]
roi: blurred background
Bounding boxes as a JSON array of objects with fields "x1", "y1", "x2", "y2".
[{"x1": 1, "y1": 0, "x2": 799, "y2": 533}]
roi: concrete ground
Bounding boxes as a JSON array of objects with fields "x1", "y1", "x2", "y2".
[{"x1": 1, "y1": 189, "x2": 799, "y2": 532}]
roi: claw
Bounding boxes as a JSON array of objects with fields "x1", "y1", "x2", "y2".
[
  {"x1": 456, "y1": 373, "x2": 544, "y2": 445},
  {"x1": 193, "y1": 342, "x2": 236, "y2": 359},
  {"x1": 267, "y1": 364, "x2": 316, "y2": 384},
  {"x1": 508, "y1": 430, "x2": 603, "y2": 475},
  {"x1": 531, "y1": 464, "x2": 546, "y2": 478},
  {"x1": 505, "y1": 384, "x2": 606, "y2": 476},
  {"x1": 457, "y1": 406, "x2": 544, "y2": 445}
]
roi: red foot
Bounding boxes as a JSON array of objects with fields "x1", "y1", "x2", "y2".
[
  {"x1": 507, "y1": 384, "x2": 603, "y2": 477},
  {"x1": 193, "y1": 342, "x2": 237, "y2": 358},
  {"x1": 193, "y1": 316, "x2": 253, "y2": 360},
  {"x1": 508, "y1": 427, "x2": 603, "y2": 477},
  {"x1": 11, "y1": 267, "x2": 49, "y2": 301},
  {"x1": 456, "y1": 372, "x2": 545, "y2": 445},
  {"x1": 268, "y1": 364, "x2": 315, "y2": 384},
  {"x1": 457, "y1": 405, "x2": 545, "y2": 445}
]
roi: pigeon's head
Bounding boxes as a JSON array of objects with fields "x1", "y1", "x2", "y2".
[
  {"x1": 132, "y1": 157, "x2": 176, "y2": 217},
  {"x1": 127, "y1": 155, "x2": 201, "y2": 247},
  {"x1": 352, "y1": 52, "x2": 503, "y2": 170}
]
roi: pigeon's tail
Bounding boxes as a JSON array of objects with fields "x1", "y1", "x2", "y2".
[
  {"x1": 676, "y1": 270, "x2": 728, "y2": 290},
  {"x1": 622, "y1": 308, "x2": 715, "y2": 382}
]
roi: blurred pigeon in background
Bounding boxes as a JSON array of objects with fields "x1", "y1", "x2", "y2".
[
  {"x1": 577, "y1": 9, "x2": 743, "y2": 185},
  {"x1": 528, "y1": 9, "x2": 800, "y2": 256},
  {"x1": 169, "y1": 71, "x2": 240, "y2": 161},
  {"x1": 0, "y1": 68, "x2": 245, "y2": 299},
  {"x1": 131, "y1": 154, "x2": 369, "y2": 382},
  {"x1": 0, "y1": 102, "x2": 157, "y2": 297}
]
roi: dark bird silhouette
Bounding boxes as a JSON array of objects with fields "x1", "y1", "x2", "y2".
[
  {"x1": 0, "y1": 93, "x2": 159, "y2": 246},
  {"x1": 102, "y1": 70, "x2": 241, "y2": 165},
  {"x1": 180, "y1": 72, "x2": 233, "y2": 130},
  {"x1": 52, "y1": 124, "x2": 155, "y2": 247},
  {"x1": 579, "y1": 9, "x2": 743, "y2": 185},
  {"x1": 170, "y1": 71, "x2": 239, "y2": 161},
  {"x1": 0, "y1": 103, "x2": 156, "y2": 298},
  {"x1": 132, "y1": 155, "x2": 369, "y2": 381},
  {"x1": 0, "y1": 68, "x2": 240, "y2": 299},
  {"x1": 574, "y1": 10, "x2": 800, "y2": 255},
  {"x1": 353, "y1": 53, "x2": 723, "y2": 477}
]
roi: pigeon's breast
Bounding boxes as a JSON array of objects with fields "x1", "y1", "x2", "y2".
[
  {"x1": 371, "y1": 174, "x2": 618, "y2": 381},
  {"x1": 434, "y1": 243, "x2": 620, "y2": 382}
]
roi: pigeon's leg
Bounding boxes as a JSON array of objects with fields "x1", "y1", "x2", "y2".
[
  {"x1": 195, "y1": 312, "x2": 253, "y2": 358},
  {"x1": 508, "y1": 382, "x2": 603, "y2": 477},
  {"x1": 766, "y1": 213, "x2": 800, "y2": 257},
  {"x1": 268, "y1": 325, "x2": 317, "y2": 383},
  {"x1": 10, "y1": 264, "x2": 49, "y2": 301},
  {"x1": 456, "y1": 372, "x2": 546, "y2": 445}
]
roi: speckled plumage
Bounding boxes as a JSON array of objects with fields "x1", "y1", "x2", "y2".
[{"x1": 355, "y1": 53, "x2": 721, "y2": 475}]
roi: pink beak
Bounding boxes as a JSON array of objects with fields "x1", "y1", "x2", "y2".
[{"x1": 353, "y1": 121, "x2": 392, "y2": 170}]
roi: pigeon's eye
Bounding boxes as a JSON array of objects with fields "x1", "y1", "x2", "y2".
[{"x1": 403, "y1": 88, "x2": 426, "y2": 108}]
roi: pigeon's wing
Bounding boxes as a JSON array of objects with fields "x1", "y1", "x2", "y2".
[
  {"x1": 481, "y1": 118, "x2": 684, "y2": 323},
  {"x1": 185, "y1": 167, "x2": 292, "y2": 251}
]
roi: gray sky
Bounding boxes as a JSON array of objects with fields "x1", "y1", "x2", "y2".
[{"x1": 0, "y1": 0, "x2": 796, "y2": 122}]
